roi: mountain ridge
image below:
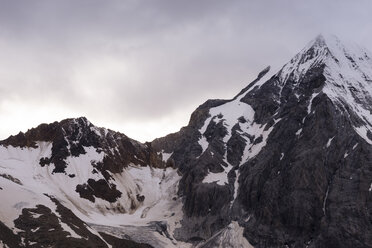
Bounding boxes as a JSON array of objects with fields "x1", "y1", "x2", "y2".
[{"x1": 0, "y1": 34, "x2": 371, "y2": 248}]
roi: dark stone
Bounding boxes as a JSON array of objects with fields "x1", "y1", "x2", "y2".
[
  {"x1": 0, "y1": 220, "x2": 22, "y2": 248},
  {"x1": 0, "y1": 174, "x2": 22, "y2": 185},
  {"x1": 98, "y1": 232, "x2": 153, "y2": 248},
  {"x1": 14, "y1": 204, "x2": 107, "y2": 248},
  {"x1": 136, "y1": 194, "x2": 145, "y2": 202},
  {"x1": 0, "y1": 116, "x2": 164, "y2": 175},
  {"x1": 76, "y1": 179, "x2": 122, "y2": 203}
]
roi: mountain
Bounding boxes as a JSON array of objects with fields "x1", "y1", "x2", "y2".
[{"x1": 0, "y1": 35, "x2": 371, "y2": 248}]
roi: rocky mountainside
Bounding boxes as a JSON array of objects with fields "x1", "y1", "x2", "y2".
[{"x1": 0, "y1": 35, "x2": 371, "y2": 248}]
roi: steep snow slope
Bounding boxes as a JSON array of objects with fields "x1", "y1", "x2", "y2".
[
  {"x1": 277, "y1": 34, "x2": 372, "y2": 144},
  {"x1": 0, "y1": 119, "x2": 186, "y2": 247}
]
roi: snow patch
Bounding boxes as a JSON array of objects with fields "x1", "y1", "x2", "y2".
[
  {"x1": 323, "y1": 186, "x2": 330, "y2": 215},
  {"x1": 161, "y1": 151, "x2": 173, "y2": 162},
  {"x1": 203, "y1": 164, "x2": 232, "y2": 186},
  {"x1": 197, "y1": 221, "x2": 254, "y2": 248},
  {"x1": 296, "y1": 128, "x2": 302, "y2": 136},
  {"x1": 197, "y1": 69, "x2": 272, "y2": 157},
  {"x1": 230, "y1": 170, "x2": 240, "y2": 208},
  {"x1": 326, "y1": 136, "x2": 335, "y2": 147},
  {"x1": 353, "y1": 126, "x2": 372, "y2": 145},
  {"x1": 308, "y1": 92, "x2": 320, "y2": 114},
  {"x1": 240, "y1": 123, "x2": 275, "y2": 165}
]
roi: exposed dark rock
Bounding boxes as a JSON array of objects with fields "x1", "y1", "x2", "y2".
[
  {"x1": 98, "y1": 232, "x2": 153, "y2": 248},
  {"x1": 14, "y1": 204, "x2": 107, "y2": 248},
  {"x1": 136, "y1": 194, "x2": 145, "y2": 202},
  {"x1": 0, "y1": 117, "x2": 164, "y2": 175},
  {"x1": 76, "y1": 179, "x2": 122, "y2": 203},
  {"x1": 151, "y1": 36, "x2": 372, "y2": 247},
  {"x1": 226, "y1": 124, "x2": 247, "y2": 166},
  {"x1": 0, "y1": 174, "x2": 22, "y2": 185},
  {"x1": 0, "y1": 220, "x2": 21, "y2": 248}
]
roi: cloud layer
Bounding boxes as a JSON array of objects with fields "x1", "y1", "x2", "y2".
[{"x1": 1, "y1": 0, "x2": 371, "y2": 141}]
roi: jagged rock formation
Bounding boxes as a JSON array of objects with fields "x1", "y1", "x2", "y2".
[
  {"x1": 153, "y1": 34, "x2": 372, "y2": 247},
  {"x1": 0, "y1": 35, "x2": 371, "y2": 248}
]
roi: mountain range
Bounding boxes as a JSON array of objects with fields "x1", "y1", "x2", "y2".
[{"x1": 0, "y1": 34, "x2": 371, "y2": 248}]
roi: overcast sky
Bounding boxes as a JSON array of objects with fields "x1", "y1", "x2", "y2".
[{"x1": 0, "y1": 0, "x2": 371, "y2": 142}]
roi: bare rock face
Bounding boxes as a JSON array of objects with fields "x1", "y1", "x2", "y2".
[{"x1": 152, "y1": 35, "x2": 372, "y2": 247}]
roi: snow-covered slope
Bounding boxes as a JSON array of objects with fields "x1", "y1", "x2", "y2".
[{"x1": 0, "y1": 118, "x2": 185, "y2": 247}]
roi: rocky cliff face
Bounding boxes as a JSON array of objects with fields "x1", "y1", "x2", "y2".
[
  {"x1": 0, "y1": 35, "x2": 371, "y2": 248},
  {"x1": 152, "y1": 35, "x2": 372, "y2": 247}
]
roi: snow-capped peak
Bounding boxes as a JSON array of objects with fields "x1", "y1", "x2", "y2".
[
  {"x1": 275, "y1": 34, "x2": 372, "y2": 144},
  {"x1": 277, "y1": 34, "x2": 372, "y2": 84}
]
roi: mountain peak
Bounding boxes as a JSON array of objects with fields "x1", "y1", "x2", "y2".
[
  {"x1": 311, "y1": 33, "x2": 327, "y2": 48},
  {"x1": 272, "y1": 34, "x2": 372, "y2": 144},
  {"x1": 276, "y1": 34, "x2": 372, "y2": 88}
]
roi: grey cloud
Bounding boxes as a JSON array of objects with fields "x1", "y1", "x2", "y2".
[{"x1": 0, "y1": 0, "x2": 371, "y2": 141}]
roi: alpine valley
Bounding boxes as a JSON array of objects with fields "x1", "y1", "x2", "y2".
[{"x1": 0, "y1": 35, "x2": 371, "y2": 248}]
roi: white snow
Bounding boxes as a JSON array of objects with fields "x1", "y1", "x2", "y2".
[
  {"x1": 85, "y1": 166, "x2": 184, "y2": 247},
  {"x1": 0, "y1": 142, "x2": 57, "y2": 228},
  {"x1": 197, "y1": 221, "x2": 254, "y2": 248},
  {"x1": 198, "y1": 66, "x2": 275, "y2": 158},
  {"x1": 275, "y1": 35, "x2": 372, "y2": 144},
  {"x1": 0, "y1": 142, "x2": 186, "y2": 247},
  {"x1": 277, "y1": 35, "x2": 329, "y2": 83},
  {"x1": 230, "y1": 170, "x2": 240, "y2": 208},
  {"x1": 353, "y1": 126, "x2": 372, "y2": 145},
  {"x1": 320, "y1": 35, "x2": 372, "y2": 144},
  {"x1": 31, "y1": 227, "x2": 40, "y2": 233},
  {"x1": 352, "y1": 143, "x2": 358, "y2": 149},
  {"x1": 198, "y1": 136, "x2": 209, "y2": 154},
  {"x1": 198, "y1": 100, "x2": 255, "y2": 156},
  {"x1": 369, "y1": 183, "x2": 372, "y2": 192},
  {"x1": 0, "y1": 240, "x2": 9, "y2": 248},
  {"x1": 240, "y1": 124, "x2": 275, "y2": 165},
  {"x1": 58, "y1": 218, "x2": 82, "y2": 239},
  {"x1": 296, "y1": 128, "x2": 302, "y2": 136},
  {"x1": 198, "y1": 67, "x2": 279, "y2": 189},
  {"x1": 280, "y1": 153, "x2": 284, "y2": 160},
  {"x1": 161, "y1": 151, "x2": 173, "y2": 162},
  {"x1": 307, "y1": 92, "x2": 320, "y2": 114},
  {"x1": 323, "y1": 186, "x2": 330, "y2": 215},
  {"x1": 326, "y1": 137, "x2": 335, "y2": 147},
  {"x1": 203, "y1": 164, "x2": 232, "y2": 186}
]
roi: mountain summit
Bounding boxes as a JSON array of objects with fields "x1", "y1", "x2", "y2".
[
  {"x1": 0, "y1": 35, "x2": 371, "y2": 248},
  {"x1": 277, "y1": 34, "x2": 372, "y2": 140}
]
